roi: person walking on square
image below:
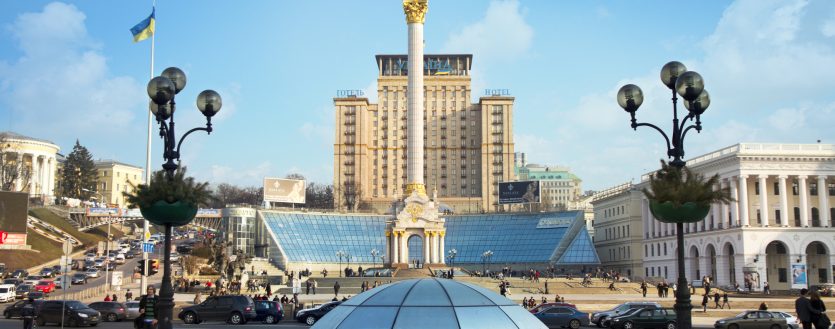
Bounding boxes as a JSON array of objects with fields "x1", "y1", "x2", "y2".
[
  {"x1": 810, "y1": 291, "x2": 828, "y2": 329},
  {"x1": 763, "y1": 281, "x2": 771, "y2": 294},
  {"x1": 312, "y1": 280, "x2": 317, "y2": 294},
  {"x1": 334, "y1": 281, "x2": 340, "y2": 297},
  {"x1": 125, "y1": 289, "x2": 133, "y2": 301},
  {"x1": 701, "y1": 294, "x2": 709, "y2": 312},
  {"x1": 721, "y1": 292, "x2": 730, "y2": 309},
  {"x1": 640, "y1": 281, "x2": 647, "y2": 297},
  {"x1": 305, "y1": 279, "x2": 311, "y2": 295},
  {"x1": 713, "y1": 292, "x2": 721, "y2": 309},
  {"x1": 797, "y1": 288, "x2": 820, "y2": 329}
]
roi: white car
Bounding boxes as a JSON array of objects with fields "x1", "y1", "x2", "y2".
[
  {"x1": 115, "y1": 254, "x2": 126, "y2": 264},
  {"x1": 85, "y1": 269, "x2": 100, "y2": 278},
  {"x1": 170, "y1": 253, "x2": 180, "y2": 262},
  {"x1": 85, "y1": 253, "x2": 96, "y2": 262},
  {"x1": 773, "y1": 312, "x2": 799, "y2": 329},
  {"x1": 0, "y1": 284, "x2": 16, "y2": 302}
]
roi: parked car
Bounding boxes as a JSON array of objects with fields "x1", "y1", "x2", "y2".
[
  {"x1": 51, "y1": 265, "x2": 63, "y2": 276},
  {"x1": 84, "y1": 253, "x2": 96, "y2": 262},
  {"x1": 10, "y1": 270, "x2": 28, "y2": 279},
  {"x1": 0, "y1": 284, "x2": 16, "y2": 302},
  {"x1": 253, "y1": 300, "x2": 283, "y2": 324},
  {"x1": 89, "y1": 301, "x2": 127, "y2": 322},
  {"x1": 85, "y1": 268, "x2": 101, "y2": 278},
  {"x1": 610, "y1": 308, "x2": 677, "y2": 329},
  {"x1": 36, "y1": 300, "x2": 100, "y2": 327},
  {"x1": 39, "y1": 268, "x2": 55, "y2": 278},
  {"x1": 3, "y1": 300, "x2": 44, "y2": 319},
  {"x1": 125, "y1": 250, "x2": 137, "y2": 259},
  {"x1": 83, "y1": 260, "x2": 96, "y2": 271},
  {"x1": 176, "y1": 245, "x2": 193, "y2": 254},
  {"x1": 178, "y1": 295, "x2": 257, "y2": 324},
  {"x1": 592, "y1": 302, "x2": 662, "y2": 327},
  {"x1": 3, "y1": 278, "x2": 22, "y2": 287},
  {"x1": 772, "y1": 312, "x2": 799, "y2": 329},
  {"x1": 34, "y1": 280, "x2": 56, "y2": 294},
  {"x1": 115, "y1": 254, "x2": 126, "y2": 264},
  {"x1": 530, "y1": 302, "x2": 578, "y2": 314},
  {"x1": 534, "y1": 306, "x2": 590, "y2": 329},
  {"x1": 14, "y1": 285, "x2": 32, "y2": 299},
  {"x1": 124, "y1": 301, "x2": 140, "y2": 319},
  {"x1": 715, "y1": 311, "x2": 788, "y2": 329},
  {"x1": 23, "y1": 276, "x2": 43, "y2": 286},
  {"x1": 53, "y1": 276, "x2": 69, "y2": 289},
  {"x1": 26, "y1": 292, "x2": 45, "y2": 300},
  {"x1": 295, "y1": 301, "x2": 342, "y2": 326},
  {"x1": 94, "y1": 259, "x2": 105, "y2": 268},
  {"x1": 72, "y1": 273, "x2": 89, "y2": 285}
]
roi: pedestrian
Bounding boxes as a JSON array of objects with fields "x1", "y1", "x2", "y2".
[
  {"x1": 104, "y1": 294, "x2": 112, "y2": 302},
  {"x1": 797, "y1": 288, "x2": 820, "y2": 329},
  {"x1": 125, "y1": 289, "x2": 133, "y2": 301},
  {"x1": 138, "y1": 286, "x2": 159, "y2": 329},
  {"x1": 21, "y1": 297, "x2": 36, "y2": 329},
  {"x1": 713, "y1": 292, "x2": 721, "y2": 309},
  {"x1": 759, "y1": 302, "x2": 768, "y2": 310},
  {"x1": 721, "y1": 292, "x2": 730, "y2": 309},
  {"x1": 305, "y1": 279, "x2": 311, "y2": 295},
  {"x1": 266, "y1": 282, "x2": 272, "y2": 297},
  {"x1": 701, "y1": 294, "x2": 709, "y2": 312},
  {"x1": 312, "y1": 280, "x2": 317, "y2": 294},
  {"x1": 810, "y1": 291, "x2": 829, "y2": 329},
  {"x1": 112, "y1": 294, "x2": 118, "y2": 302},
  {"x1": 641, "y1": 281, "x2": 647, "y2": 297},
  {"x1": 361, "y1": 281, "x2": 367, "y2": 293},
  {"x1": 193, "y1": 292, "x2": 201, "y2": 305},
  {"x1": 334, "y1": 281, "x2": 340, "y2": 297},
  {"x1": 764, "y1": 281, "x2": 771, "y2": 294},
  {"x1": 545, "y1": 280, "x2": 549, "y2": 295}
]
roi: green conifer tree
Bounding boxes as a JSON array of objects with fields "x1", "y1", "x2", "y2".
[{"x1": 60, "y1": 140, "x2": 97, "y2": 200}]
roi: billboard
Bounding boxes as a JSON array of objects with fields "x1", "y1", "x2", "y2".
[
  {"x1": 0, "y1": 191, "x2": 28, "y2": 246},
  {"x1": 792, "y1": 263, "x2": 808, "y2": 289},
  {"x1": 263, "y1": 177, "x2": 305, "y2": 204},
  {"x1": 498, "y1": 180, "x2": 541, "y2": 205},
  {"x1": 196, "y1": 209, "x2": 222, "y2": 218},
  {"x1": 86, "y1": 208, "x2": 121, "y2": 217}
]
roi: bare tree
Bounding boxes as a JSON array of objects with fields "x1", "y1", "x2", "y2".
[
  {"x1": 342, "y1": 181, "x2": 363, "y2": 211},
  {"x1": 0, "y1": 139, "x2": 32, "y2": 192}
]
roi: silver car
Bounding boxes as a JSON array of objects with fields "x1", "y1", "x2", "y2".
[
  {"x1": 772, "y1": 312, "x2": 799, "y2": 329},
  {"x1": 85, "y1": 269, "x2": 100, "y2": 278},
  {"x1": 125, "y1": 301, "x2": 140, "y2": 319}
]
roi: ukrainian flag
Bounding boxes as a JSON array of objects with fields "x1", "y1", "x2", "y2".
[{"x1": 130, "y1": 8, "x2": 155, "y2": 43}]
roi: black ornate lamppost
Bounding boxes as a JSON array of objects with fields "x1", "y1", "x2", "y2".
[
  {"x1": 336, "y1": 250, "x2": 347, "y2": 278},
  {"x1": 146, "y1": 67, "x2": 221, "y2": 329},
  {"x1": 447, "y1": 248, "x2": 457, "y2": 269},
  {"x1": 617, "y1": 61, "x2": 711, "y2": 329},
  {"x1": 370, "y1": 248, "x2": 381, "y2": 271},
  {"x1": 481, "y1": 250, "x2": 493, "y2": 277}
]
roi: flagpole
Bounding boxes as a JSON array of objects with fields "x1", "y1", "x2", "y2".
[{"x1": 141, "y1": 1, "x2": 156, "y2": 296}]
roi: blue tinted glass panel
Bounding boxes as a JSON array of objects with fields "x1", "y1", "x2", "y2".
[
  {"x1": 437, "y1": 278, "x2": 494, "y2": 306},
  {"x1": 394, "y1": 307, "x2": 460, "y2": 329},
  {"x1": 362, "y1": 279, "x2": 418, "y2": 306},
  {"x1": 311, "y1": 305, "x2": 354, "y2": 328},
  {"x1": 407, "y1": 235, "x2": 424, "y2": 263},
  {"x1": 454, "y1": 306, "x2": 518, "y2": 329},
  {"x1": 557, "y1": 227, "x2": 600, "y2": 264},
  {"x1": 402, "y1": 279, "x2": 451, "y2": 306},
  {"x1": 335, "y1": 306, "x2": 398, "y2": 329},
  {"x1": 500, "y1": 306, "x2": 549, "y2": 329}
]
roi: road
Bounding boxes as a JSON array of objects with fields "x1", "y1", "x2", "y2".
[{"x1": 0, "y1": 317, "x2": 719, "y2": 329}]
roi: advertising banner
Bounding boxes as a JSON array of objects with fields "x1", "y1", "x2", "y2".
[
  {"x1": 196, "y1": 209, "x2": 222, "y2": 218},
  {"x1": 0, "y1": 191, "x2": 28, "y2": 246},
  {"x1": 111, "y1": 271, "x2": 123, "y2": 286},
  {"x1": 122, "y1": 209, "x2": 143, "y2": 217},
  {"x1": 498, "y1": 180, "x2": 541, "y2": 204},
  {"x1": 792, "y1": 263, "x2": 808, "y2": 289},
  {"x1": 263, "y1": 177, "x2": 306, "y2": 204},
  {"x1": 86, "y1": 208, "x2": 121, "y2": 217}
]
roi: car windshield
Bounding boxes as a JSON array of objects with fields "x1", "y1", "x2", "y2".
[
  {"x1": 66, "y1": 301, "x2": 87, "y2": 310},
  {"x1": 37, "y1": 281, "x2": 50, "y2": 285},
  {"x1": 18, "y1": 285, "x2": 30, "y2": 291},
  {"x1": 737, "y1": 312, "x2": 752, "y2": 318},
  {"x1": 73, "y1": 274, "x2": 85, "y2": 278},
  {"x1": 0, "y1": 288, "x2": 8, "y2": 293}
]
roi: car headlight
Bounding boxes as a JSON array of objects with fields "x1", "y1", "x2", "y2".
[
  {"x1": 614, "y1": 319, "x2": 620, "y2": 322},
  {"x1": 717, "y1": 321, "x2": 726, "y2": 324},
  {"x1": 78, "y1": 313, "x2": 89, "y2": 318}
]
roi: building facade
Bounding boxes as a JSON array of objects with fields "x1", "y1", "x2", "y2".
[
  {"x1": 94, "y1": 160, "x2": 144, "y2": 208},
  {"x1": 333, "y1": 54, "x2": 516, "y2": 213},
  {"x1": 0, "y1": 132, "x2": 60, "y2": 203},
  {"x1": 515, "y1": 161, "x2": 583, "y2": 212},
  {"x1": 591, "y1": 182, "x2": 644, "y2": 277},
  {"x1": 568, "y1": 192, "x2": 596, "y2": 240}
]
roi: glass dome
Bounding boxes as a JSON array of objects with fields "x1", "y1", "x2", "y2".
[{"x1": 312, "y1": 278, "x2": 547, "y2": 329}]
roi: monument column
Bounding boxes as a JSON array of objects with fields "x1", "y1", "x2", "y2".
[
  {"x1": 778, "y1": 176, "x2": 789, "y2": 227},
  {"x1": 730, "y1": 178, "x2": 739, "y2": 227},
  {"x1": 739, "y1": 175, "x2": 750, "y2": 226},
  {"x1": 799, "y1": 176, "x2": 809, "y2": 227},
  {"x1": 424, "y1": 233, "x2": 431, "y2": 264},
  {"x1": 439, "y1": 231, "x2": 446, "y2": 264},
  {"x1": 758, "y1": 175, "x2": 769, "y2": 227},
  {"x1": 392, "y1": 232, "x2": 400, "y2": 264},
  {"x1": 403, "y1": 0, "x2": 428, "y2": 198},
  {"x1": 818, "y1": 176, "x2": 830, "y2": 227}
]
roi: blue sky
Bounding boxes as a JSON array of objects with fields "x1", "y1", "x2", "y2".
[{"x1": 1, "y1": 0, "x2": 834, "y2": 191}]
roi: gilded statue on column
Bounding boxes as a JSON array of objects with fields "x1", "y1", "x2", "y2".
[{"x1": 403, "y1": 0, "x2": 428, "y2": 24}]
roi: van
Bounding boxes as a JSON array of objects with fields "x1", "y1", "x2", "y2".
[{"x1": 0, "y1": 284, "x2": 16, "y2": 302}]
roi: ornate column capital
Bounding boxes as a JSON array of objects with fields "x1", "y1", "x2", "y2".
[
  {"x1": 778, "y1": 175, "x2": 788, "y2": 180},
  {"x1": 817, "y1": 175, "x2": 828, "y2": 181},
  {"x1": 403, "y1": 0, "x2": 428, "y2": 24},
  {"x1": 439, "y1": 231, "x2": 445, "y2": 237},
  {"x1": 798, "y1": 175, "x2": 808, "y2": 180},
  {"x1": 757, "y1": 174, "x2": 768, "y2": 180},
  {"x1": 739, "y1": 174, "x2": 749, "y2": 179},
  {"x1": 385, "y1": 231, "x2": 391, "y2": 237}
]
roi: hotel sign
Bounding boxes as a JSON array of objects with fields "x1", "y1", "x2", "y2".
[
  {"x1": 485, "y1": 89, "x2": 510, "y2": 96},
  {"x1": 396, "y1": 58, "x2": 452, "y2": 75},
  {"x1": 536, "y1": 217, "x2": 572, "y2": 229},
  {"x1": 336, "y1": 90, "x2": 365, "y2": 97}
]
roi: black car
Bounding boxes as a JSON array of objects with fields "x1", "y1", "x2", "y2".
[
  {"x1": 178, "y1": 295, "x2": 257, "y2": 325},
  {"x1": 176, "y1": 245, "x2": 193, "y2": 254},
  {"x1": 51, "y1": 265, "x2": 63, "y2": 276},
  {"x1": 15, "y1": 285, "x2": 32, "y2": 299},
  {"x1": 125, "y1": 250, "x2": 136, "y2": 259},
  {"x1": 72, "y1": 273, "x2": 89, "y2": 285},
  {"x1": 36, "y1": 300, "x2": 100, "y2": 327},
  {"x1": 3, "y1": 300, "x2": 44, "y2": 319},
  {"x1": 3, "y1": 278, "x2": 22, "y2": 286},
  {"x1": 39, "y1": 268, "x2": 55, "y2": 278},
  {"x1": 83, "y1": 260, "x2": 96, "y2": 271},
  {"x1": 295, "y1": 301, "x2": 342, "y2": 326},
  {"x1": 88, "y1": 301, "x2": 127, "y2": 322},
  {"x1": 10, "y1": 270, "x2": 28, "y2": 279},
  {"x1": 253, "y1": 300, "x2": 283, "y2": 324}
]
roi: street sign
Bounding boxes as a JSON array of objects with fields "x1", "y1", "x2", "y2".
[
  {"x1": 144, "y1": 230, "x2": 151, "y2": 241},
  {"x1": 143, "y1": 243, "x2": 154, "y2": 253}
]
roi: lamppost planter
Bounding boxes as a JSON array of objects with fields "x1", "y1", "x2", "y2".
[
  {"x1": 140, "y1": 200, "x2": 198, "y2": 227},
  {"x1": 648, "y1": 200, "x2": 711, "y2": 224}
]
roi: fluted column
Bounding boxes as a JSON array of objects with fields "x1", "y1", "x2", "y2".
[
  {"x1": 642, "y1": 199, "x2": 650, "y2": 238},
  {"x1": 403, "y1": 0, "x2": 428, "y2": 197},
  {"x1": 758, "y1": 175, "x2": 769, "y2": 227},
  {"x1": 778, "y1": 176, "x2": 789, "y2": 227},
  {"x1": 739, "y1": 175, "x2": 750, "y2": 226},
  {"x1": 424, "y1": 233, "x2": 431, "y2": 264},
  {"x1": 29, "y1": 154, "x2": 39, "y2": 194},
  {"x1": 392, "y1": 232, "x2": 400, "y2": 263},
  {"x1": 386, "y1": 232, "x2": 392, "y2": 264},
  {"x1": 712, "y1": 183, "x2": 721, "y2": 230},
  {"x1": 819, "y1": 176, "x2": 830, "y2": 227},
  {"x1": 439, "y1": 232, "x2": 445, "y2": 264},
  {"x1": 799, "y1": 176, "x2": 809, "y2": 227},
  {"x1": 401, "y1": 233, "x2": 409, "y2": 264},
  {"x1": 730, "y1": 179, "x2": 739, "y2": 227},
  {"x1": 720, "y1": 180, "x2": 729, "y2": 228}
]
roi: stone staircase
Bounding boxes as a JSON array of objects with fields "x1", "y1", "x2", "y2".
[
  {"x1": 394, "y1": 268, "x2": 432, "y2": 278},
  {"x1": 247, "y1": 258, "x2": 285, "y2": 277}
]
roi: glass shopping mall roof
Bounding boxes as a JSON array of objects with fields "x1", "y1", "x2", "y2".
[
  {"x1": 310, "y1": 278, "x2": 547, "y2": 329},
  {"x1": 260, "y1": 210, "x2": 599, "y2": 265}
]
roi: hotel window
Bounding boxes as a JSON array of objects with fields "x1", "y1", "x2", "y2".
[{"x1": 774, "y1": 182, "x2": 779, "y2": 195}]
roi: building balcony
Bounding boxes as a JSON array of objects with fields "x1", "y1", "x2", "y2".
[
  {"x1": 441, "y1": 174, "x2": 447, "y2": 179},
  {"x1": 382, "y1": 154, "x2": 388, "y2": 159},
  {"x1": 461, "y1": 175, "x2": 467, "y2": 179},
  {"x1": 441, "y1": 125, "x2": 447, "y2": 129},
  {"x1": 344, "y1": 172, "x2": 355, "y2": 176},
  {"x1": 492, "y1": 170, "x2": 502, "y2": 175},
  {"x1": 343, "y1": 160, "x2": 355, "y2": 166},
  {"x1": 345, "y1": 151, "x2": 355, "y2": 155},
  {"x1": 492, "y1": 161, "x2": 502, "y2": 165},
  {"x1": 441, "y1": 155, "x2": 446, "y2": 159},
  {"x1": 493, "y1": 140, "x2": 502, "y2": 145},
  {"x1": 345, "y1": 140, "x2": 355, "y2": 145},
  {"x1": 460, "y1": 164, "x2": 467, "y2": 169},
  {"x1": 344, "y1": 121, "x2": 356, "y2": 126},
  {"x1": 441, "y1": 135, "x2": 447, "y2": 140},
  {"x1": 345, "y1": 111, "x2": 356, "y2": 116},
  {"x1": 491, "y1": 130, "x2": 502, "y2": 135},
  {"x1": 382, "y1": 164, "x2": 388, "y2": 168},
  {"x1": 441, "y1": 116, "x2": 447, "y2": 121},
  {"x1": 491, "y1": 120, "x2": 502, "y2": 125}
]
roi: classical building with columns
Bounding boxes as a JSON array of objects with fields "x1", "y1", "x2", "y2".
[
  {"x1": 638, "y1": 143, "x2": 835, "y2": 291},
  {"x1": 0, "y1": 132, "x2": 60, "y2": 203}
]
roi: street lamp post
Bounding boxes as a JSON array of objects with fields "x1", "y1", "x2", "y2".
[
  {"x1": 82, "y1": 188, "x2": 110, "y2": 296},
  {"x1": 370, "y1": 248, "x2": 380, "y2": 272},
  {"x1": 146, "y1": 67, "x2": 222, "y2": 329},
  {"x1": 616, "y1": 61, "x2": 711, "y2": 329},
  {"x1": 447, "y1": 248, "x2": 457, "y2": 269},
  {"x1": 481, "y1": 250, "x2": 493, "y2": 277},
  {"x1": 336, "y1": 250, "x2": 346, "y2": 278}
]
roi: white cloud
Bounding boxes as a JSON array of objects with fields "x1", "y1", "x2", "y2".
[
  {"x1": 767, "y1": 108, "x2": 806, "y2": 132},
  {"x1": 441, "y1": 0, "x2": 533, "y2": 64},
  {"x1": 210, "y1": 161, "x2": 274, "y2": 186},
  {"x1": 0, "y1": 2, "x2": 144, "y2": 138}
]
